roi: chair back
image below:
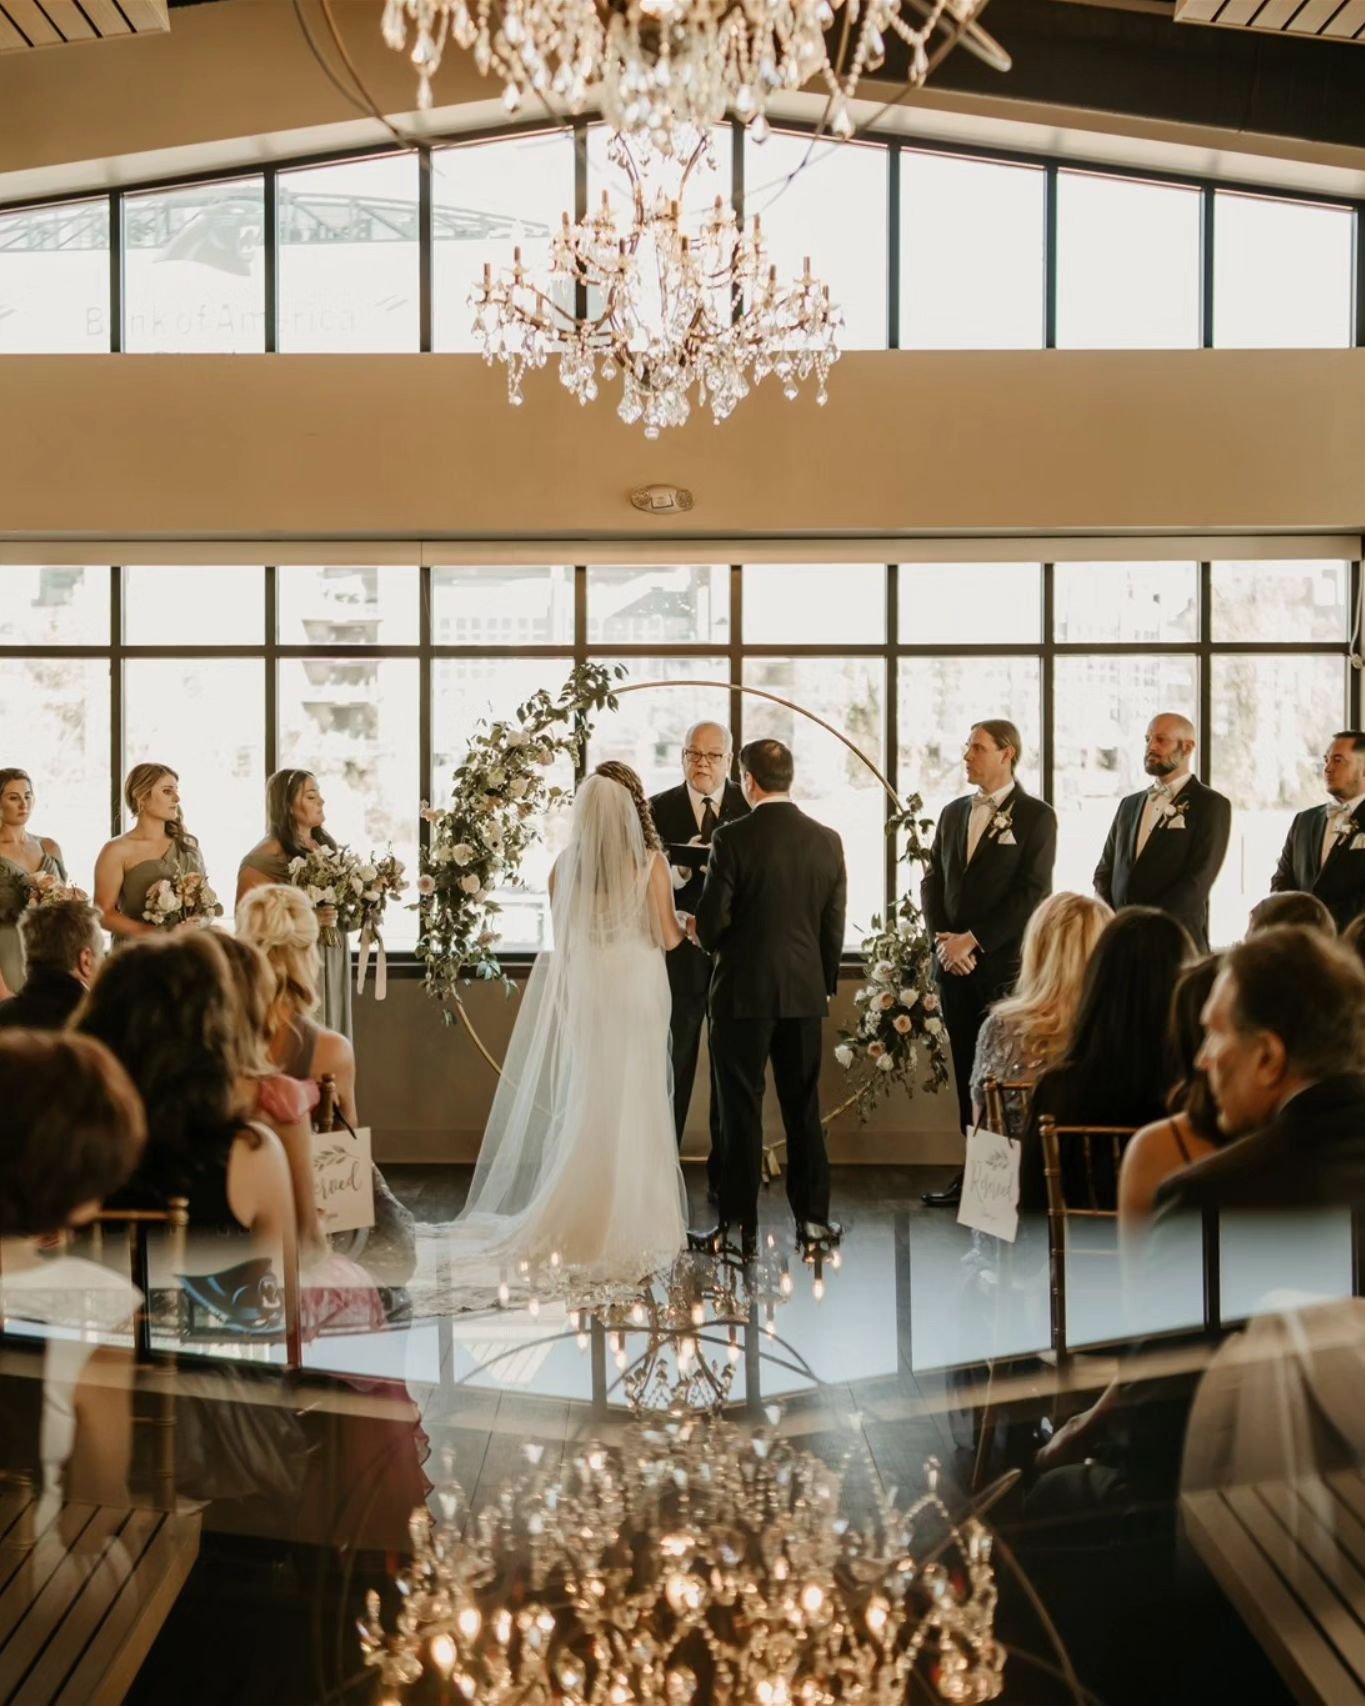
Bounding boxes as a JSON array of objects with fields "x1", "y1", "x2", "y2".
[
  {"x1": 314, "y1": 1073, "x2": 340, "y2": 1134},
  {"x1": 1037, "y1": 1116, "x2": 1137, "y2": 1361},
  {"x1": 981, "y1": 1076, "x2": 1036, "y2": 1137}
]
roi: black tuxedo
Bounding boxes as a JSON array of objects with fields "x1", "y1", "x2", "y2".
[
  {"x1": 649, "y1": 779, "x2": 749, "y2": 1193},
  {"x1": 0, "y1": 965, "x2": 84, "y2": 1031},
  {"x1": 696, "y1": 802, "x2": 846, "y2": 1232},
  {"x1": 1094, "y1": 776, "x2": 1231, "y2": 952},
  {"x1": 1271, "y1": 800, "x2": 1365, "y2": 932},
  {"x1": 920, "y1": 783, "x2": 1057, "y2": 1130}
]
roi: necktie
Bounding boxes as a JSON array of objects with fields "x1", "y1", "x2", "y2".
[
  {"x1": 965, "y1": 792, "x2": 993, "y2": 863},
  {"x1": 700, "y1": 796, "x2": 718, "y2": 844}
]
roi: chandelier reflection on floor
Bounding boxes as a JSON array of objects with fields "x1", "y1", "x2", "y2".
[
  {"x1": 360, "y1": 1421, "x2": 1005, "y2": 1704},
  {"x1": 382, "y1": 0, "x2": 1010, "y2": 148},
  {"x1": 469, "y1": 131, "x2": 841, "y2": 437}
]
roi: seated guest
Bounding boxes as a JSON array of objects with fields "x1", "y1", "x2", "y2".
[
  {"x1": 1018, "y1": 908, "x2": 1193, "y2": 1212},
  {"x1": 969, "y1": 891, "x2": 1112, "y2": 1136},
  {"x1": 236, "y1": 884, "x2": 356, "y2": 1123},
  {"x1": 1246, "y1": 890, "x2": 1335, "y2": 936},
  {"x1": 0, "y1": 1031, "x2": 146, "y2": 1506},
  {"x1": 1117, "y1": 955, "x2": 1224, "y2": 1235},
  {"x1": 0, "y1": 899, "x2": 104, "y2": 1030},
  {"x1": 1338, "y1": 910, "x2": 1365, "y2": 968},
  {"x1": 1155, "y1": 924, "x2": 1365, "y2": 1217},
  {"x1": 74, "y1": 932, "x2": 297, "y2": 1272}
]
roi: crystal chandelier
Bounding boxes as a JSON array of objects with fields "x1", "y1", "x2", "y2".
[
  {"x1": 382, "y1": 0, "x2": 1010, "y2": 147},
  {"x1": 470, "y1": 131, "x2": 841, "y2": 436},
  {"x1": 359, "y1": 1421, "x2": 1006, "y2": 1704}
]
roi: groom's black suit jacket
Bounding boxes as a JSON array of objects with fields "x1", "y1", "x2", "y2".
[
  {"x1": 920, "y1": 783, "x2": 1057, "y2": 989},
  {"x1": 695, "y1": 802, "x2": 846, "y2": 1020},
  {"x1": 1094, "y1": 776, "x2": 1231, "y2": 952},
  {"x1": 650, "y1": 779, "x2": 750, "y2": 999},
  {"x1": 1271, "y1": 799, "x2": 1365, "y2": 932}
]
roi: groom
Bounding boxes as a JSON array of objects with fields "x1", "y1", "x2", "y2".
[{"x1": 688, "y1": 739, "x2": 846, "y2": 1263}]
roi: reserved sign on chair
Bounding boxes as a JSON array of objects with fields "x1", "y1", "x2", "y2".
[
  {"x1": 312, "y1": 1125, "x2": 376, "y2": 1235},
  {"x1": 957, "y1": 1127, "x2": 1021, "y2": 1243}
]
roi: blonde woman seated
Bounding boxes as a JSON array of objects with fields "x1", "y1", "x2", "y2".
[
  {"x1": 968, "y1": 892, "x2": 1112, "y2": 1136},
  {"x1": 1117, "y1": 955, "x2": 1225, "y2": 1239},
  {"x1": 236, "y1": 882, "x2": 415, "y2": 1286}
]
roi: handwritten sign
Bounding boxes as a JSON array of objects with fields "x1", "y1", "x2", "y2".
[
  {"x1": 312, "y1": 1125, "x2": 376, "y2": 1235},
  {"x1": 957, "y1": 1126, "x2": 1021, "y2": 1243}
]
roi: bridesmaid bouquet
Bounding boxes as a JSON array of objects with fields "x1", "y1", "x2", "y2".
[
  {"x1": 142, "y1": 871, "x2": 224, "y2": 929},
  {"x1": 26, "y1": 872, "x2": 90, "y2": 910},
  {"x1": 287, "y1": 845, "x2": 366, "y2": 945},
  {"x1": 0, "y1": 862, "x2": 28, "y2": 924}
]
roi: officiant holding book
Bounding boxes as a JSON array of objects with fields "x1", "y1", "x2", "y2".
[{"x1": 650, "y1": 724, "x2": 749, "y2": 1202}]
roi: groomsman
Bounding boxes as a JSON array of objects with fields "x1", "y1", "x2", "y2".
[
  {"x1": 920, "y1": 720, "x2": 1057, "y2": 1207},
  {"x1": 650, "y1": 723, "x2": 749, "y2": 1203},
  {"x1": 1094, "y1": 713, "x2": 1231, "y2": 953},
  {"x1": 1270, "y1": 730, "x2": 1365, "y2": 932}
]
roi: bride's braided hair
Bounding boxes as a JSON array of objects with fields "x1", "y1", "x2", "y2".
[{"x1": 593, "y1": 761, "x2": 663, "y2": 853}]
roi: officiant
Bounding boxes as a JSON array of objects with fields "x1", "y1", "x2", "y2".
[{"x1": 650, "y1": 723, "x2": 749, "y2": 1204}]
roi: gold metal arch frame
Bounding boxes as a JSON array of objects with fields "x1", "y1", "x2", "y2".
[{"x1": 450, "y1": 678, "x2": 906, "y2": 1171}]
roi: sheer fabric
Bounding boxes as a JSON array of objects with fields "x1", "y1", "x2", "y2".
[{"x1": 447, "y1": 775, "x2": 687, "y2": 1287}]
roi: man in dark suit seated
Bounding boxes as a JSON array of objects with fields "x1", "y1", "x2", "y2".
[
  {"x1": 649, "y1": 723, "x2": 749, "y2": 1205},
  {"x1": 1094, "y1": 712, "x2": 1231, "y2": 953},
  {"x1": 919, "y1": 718, "x2": 1057, "y2": 1206},
  {"x1": 0, "y1": 899, "x2": 103, "y2": 1031},
  {"x1": 1269, "y1": 729, "x2": 1365, "y2": 933}
]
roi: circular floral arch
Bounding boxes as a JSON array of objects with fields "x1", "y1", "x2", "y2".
[{"x1": 417, "y1": 664, "x2": 948, "y2": 1130}]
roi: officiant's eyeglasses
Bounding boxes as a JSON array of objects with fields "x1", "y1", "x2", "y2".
[{"x1": 684, "y1": 747, "x2": 728, "y2": 764}]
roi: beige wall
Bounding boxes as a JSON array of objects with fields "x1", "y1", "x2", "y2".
[
  {"x1": 354, "y1": 971, "x2": 962, "y2": 1166},
  {"x1": 1, "y1": 350, "x2": 1363, "y2": 540}
]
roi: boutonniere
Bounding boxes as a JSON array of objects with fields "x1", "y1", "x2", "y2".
[
  {"x1": 985, "y1": 803, "x2": 1017, "y2": 848},
  {"x1": 1155, "y1": 796, "x2": 1192, "y2": 831}
]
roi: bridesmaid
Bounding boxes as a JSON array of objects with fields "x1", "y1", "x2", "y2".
[
  {"x1": 0, "y1": 767, "x2": 68, "y2": 996},
  {"x1": 238, "y1": 768, "x2": 352, "y2": 1041},
  {"x1": 93, "y1": 763, "x2": 207, "y2": 942}
]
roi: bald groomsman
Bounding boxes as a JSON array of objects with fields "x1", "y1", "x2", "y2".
[
  {"x1": 1094, "y1": 713, "x2": 1231, "y2": 953},
  {"x1": 1270, "y1": 729, "x2": 1365, "y2": 933}
]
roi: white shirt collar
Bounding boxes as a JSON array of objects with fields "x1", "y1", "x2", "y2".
[
  {"x1": 975, "y1": 782, "x2": 1014, "y2": 808},
  {"x1": 686, "y1": 780, "x2": 722, "y2": 813},
  {"x1": 1330, "y1": 792, "x2": 1365, "y2": 817},
  {"x1": 1150, "y1": 770, "x2": 1193, "y2": 799},
  {"x1": 751, "y1": 794, "x2": 791, "y2": 808}
]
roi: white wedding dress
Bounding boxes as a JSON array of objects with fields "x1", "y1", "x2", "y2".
[{"x1": 446, "y1": 774, "x2": 687, "y2": 1288}]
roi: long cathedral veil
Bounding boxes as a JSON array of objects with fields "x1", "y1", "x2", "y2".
[{"x1": 456, "y1": 773, "x2": 664, "y2": 1229}]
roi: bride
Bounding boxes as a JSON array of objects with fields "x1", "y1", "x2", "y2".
[{"x1": 447, "y1": 760, "x2": 689, "y2": 1286}]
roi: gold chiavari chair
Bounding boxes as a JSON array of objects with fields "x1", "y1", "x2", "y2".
[{"x1": 1038, "y1": 1115, "x2": 1138, "y2": 1366}]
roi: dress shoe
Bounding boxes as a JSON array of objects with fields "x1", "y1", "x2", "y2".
[
  {"x1": 921, "y1": 1171, "x2": 963, "y2": 1208},
  {"x1": 795, "y1": 1218, "x2": 843, "y2": 1249},
  {"x1": 687, "y1": 1223, "x2": 727, "y2": 1255}
]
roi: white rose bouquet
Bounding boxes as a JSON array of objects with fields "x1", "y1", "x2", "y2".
[
  {"x1": 833, "y1": 798, "x2": 950, "y2": 1119},
  {"x1": 354, "y1": 849, "x2": 407, "y2": 999},
  {"x1": 286, "y1": 845, "x2": 367, "y2": 945},
  {"x1": 142, "y1": 870, "x2": 224, "y2": 930}
]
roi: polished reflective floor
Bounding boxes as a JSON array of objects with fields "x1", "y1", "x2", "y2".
[{"x1": 4, "y1": 1165, "x2": 1358, "y2": 1704}]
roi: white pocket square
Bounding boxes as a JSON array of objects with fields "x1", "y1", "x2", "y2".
[
  {"x1": 996, "y1": 830, "x2": 1017, "y2": 846},
  {"x1": 1351, "y1": 833, "x2": 1365, "y2": 851},
  {"x1": 1166, "y1": 818, "x2": 1186, "y2": 831}
]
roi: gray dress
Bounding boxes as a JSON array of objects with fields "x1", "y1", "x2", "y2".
[
  {"x1": 115, "y1": 841, "x2": 207, "y2": 939},
  {"x1": 0, "y1": 845, "x2": 66, "y2": 993},
  {"x1": 239, "y1": 841, "x2": 353, "y2": 1042}
]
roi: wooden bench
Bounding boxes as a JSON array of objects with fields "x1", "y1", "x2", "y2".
[
  {"x1": 0, "y1": 1481, "x2": 199, "y2": 1705},
  {"x1": 1183, "y1": 1470, "x2": 1365, "y2": 1704}
]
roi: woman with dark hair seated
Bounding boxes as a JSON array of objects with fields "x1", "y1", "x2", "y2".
[
  {"x1": 0, "y1": 1031, "x2": 146, "y2": 1506},
  {"x1": 1018, "y1": 907, "x2": 1194, "y2": 1214},
  {"x1": 1117, "y1": 955, "x2": 1226, "y2": 1235},
  {"x1": 74, "y1": 931, "x2": 297, "y2": 1281}
]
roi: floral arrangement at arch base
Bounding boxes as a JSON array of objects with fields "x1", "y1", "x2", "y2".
[
  {"x1": 834, "y1": 801, "x2": 951, "y2": 1117},
  {"x1": 415, "y1": 662, "x2": 626, "y2": 1016}
]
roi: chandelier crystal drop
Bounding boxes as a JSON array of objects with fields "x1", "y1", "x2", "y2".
[
  {"x1": 382, "y1": 0, "x2": 1008, "y2": 148},
  {"x1": 469, "y1": 131, "x2": 841, "y2": 436},
  {"x1": 359, "y1": 1423, "x2": 1006, "y2": 1704}
]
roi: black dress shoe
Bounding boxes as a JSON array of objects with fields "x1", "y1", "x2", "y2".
[
  {"x1": 795, "y1": 1218, "x2": 843, "y2": 1248},
  {"x1": 921, "y1": 1171, "x2": 963, "y2": 1208},
  {"x1": 687, "y1": 1223, "x2": 727, "y2": 1255}
]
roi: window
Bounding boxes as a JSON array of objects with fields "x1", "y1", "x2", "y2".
[
  {"x1": 1056, "y1": 172, "x2": 1201, "y2": 349},
  {"x1": 432, "y1": 132, "x2": 574, "y2": 353},
  {"x1": 0, "y1": 559, "x2": 1352, "y2": 963},
  {"x1": 1214, "y1": 191, "x2": 1353, "y2": 349},
  {"x1": 278, "y1": 154, "x2": 420, "y2": 352},
  {"x1": 901, "y1": 153, "x2": 1044, "y2": 349},
  {"x1": 123, "y1": 178, "x2": 265, "y2": 352},
  {"x1": 0, "y1": 199, "x2": 110, "y2": 352},
  {"x1": 747, "y1": 133, "x2": 887, "y2": 349}
]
